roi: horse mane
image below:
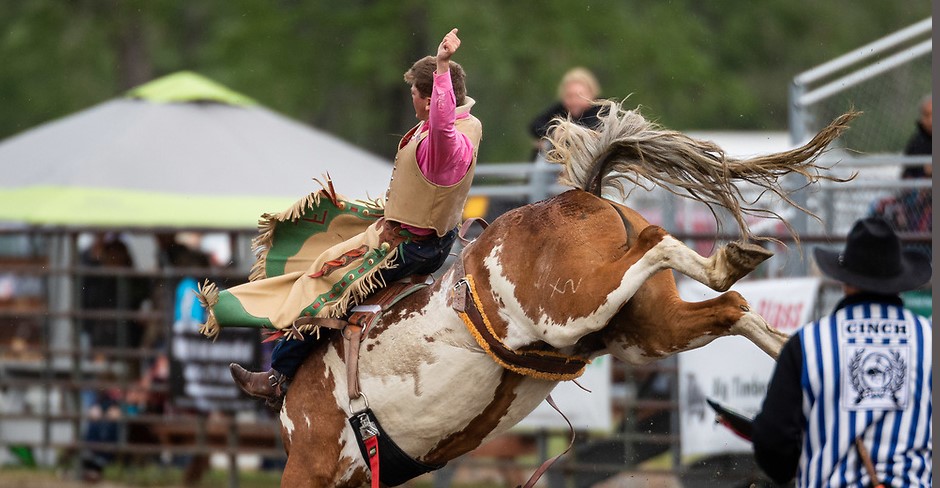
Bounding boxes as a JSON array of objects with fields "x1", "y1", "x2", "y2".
[{"x1": 545, "y1": 100, "x2": 859, "y2": 239}]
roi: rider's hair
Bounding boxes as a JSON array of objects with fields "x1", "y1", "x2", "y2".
[{"x1": 404, "y1": 56, "x2": 467, "y2": 107}]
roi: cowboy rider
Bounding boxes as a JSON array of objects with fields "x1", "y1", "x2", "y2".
[{"x1": 230, "y1": 28, "x2": 482, "y2": 402}]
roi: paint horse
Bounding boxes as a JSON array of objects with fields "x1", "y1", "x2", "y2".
[{"x1": 275, "y1": 102, "x2": 857, "y2": 486}]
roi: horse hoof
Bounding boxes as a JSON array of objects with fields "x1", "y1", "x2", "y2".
[{"x1": 726, "y1": 241, "x2": 772, "y2": 269}]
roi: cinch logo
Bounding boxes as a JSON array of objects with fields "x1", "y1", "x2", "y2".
[
  {"x1": 843, "y1": 319, "x2": 908, "y2": 336},
  {"x1": 842, "y1": 344, "x2": 911, "y2": 411}
]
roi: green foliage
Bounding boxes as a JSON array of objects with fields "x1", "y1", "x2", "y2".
[{"x1": 0, "y1": 1, "x2": 930, "y2": 161}]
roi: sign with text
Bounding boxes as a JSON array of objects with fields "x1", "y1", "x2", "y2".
[
  {"x1": 516, "y1": 355, "x2": 612, "y2": 431},
  {"x1": 677, "y1": 277, "x2": 819, "y2": 460},
  {"x1": 169, "y1": 278, "x2": 260, "y2": 413}
]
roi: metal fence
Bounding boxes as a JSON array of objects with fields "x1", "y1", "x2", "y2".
[
  {"x1": 1, "y1": 148, "x2": 928, "y2": 487},
  {"x1": 789, "y1": 18, "x2": 932, "y2": 152},
  {"x1": 0, "y1": 230, "x2": 281, "y2": 487},
  {"x1": 474, "y1": 152, "x2": 931, "y2": 272}
]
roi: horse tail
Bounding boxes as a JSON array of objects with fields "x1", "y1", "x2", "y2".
[{"x1": 545, "y1": 100, "x2": 859, "y2": 239}]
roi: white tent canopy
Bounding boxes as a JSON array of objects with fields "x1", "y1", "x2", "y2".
[{"x1": 0, "y1": 71, "x2": 392, "y2": 228}]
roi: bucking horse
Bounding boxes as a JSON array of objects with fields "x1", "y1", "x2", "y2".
[{"x1": 226, "y1": 102, "x2": 857, "y2": 486}]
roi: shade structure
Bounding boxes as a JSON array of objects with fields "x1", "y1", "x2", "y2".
[{"x1": 0, "y1": 72, "x2": 392, "y2": 229}]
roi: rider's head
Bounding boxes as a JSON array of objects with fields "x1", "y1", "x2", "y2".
[{"x1": 404, "y1": 56, "x2": 467, "y2": 120}]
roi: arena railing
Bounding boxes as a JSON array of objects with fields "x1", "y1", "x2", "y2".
[{"x1": 0, "y1": 154, "x2": 930, "y2": 486}]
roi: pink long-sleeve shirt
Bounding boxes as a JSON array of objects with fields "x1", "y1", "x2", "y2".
[{"x1": 402, "y1": 70, "x2": 474, "y2": 235}]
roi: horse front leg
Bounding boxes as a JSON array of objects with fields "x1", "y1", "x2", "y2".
[
  {"x1": 279, "y1": 343, "x2": 369, "y2": 487},
  {"x1": 604, "y1": 230, "x2": 787, "y2": 362},
  {"x1": 641, "y1": 232, "x2": 787, "y2": 358}
]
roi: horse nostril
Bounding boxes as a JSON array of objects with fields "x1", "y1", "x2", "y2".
[{"x1": 740, "y1": 305, "x2": 750, "y2": 312}]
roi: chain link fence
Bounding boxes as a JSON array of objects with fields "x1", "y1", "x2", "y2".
[
  {"x1": 799, "y1": 55, "x2": 931, "y2": 153},
  {"x1": 789, "y1": 18, "x2": 932, "y2": 151}
]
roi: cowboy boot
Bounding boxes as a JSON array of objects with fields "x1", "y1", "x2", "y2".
[{"x1": 230, "y1": 363, "x2": 287, "y2": 402}]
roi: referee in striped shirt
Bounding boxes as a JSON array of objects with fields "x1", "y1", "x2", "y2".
[{"x1": 753, "y1": 217, "x2": 932, "y2": 487}]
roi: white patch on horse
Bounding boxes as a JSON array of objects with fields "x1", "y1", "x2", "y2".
[
  {"x1": 611, "y1": 344, "x2": 658, "y2": 365},
  {"x1": 337, "y1": 426, "x2": 363, "y2": 484},
  {"x1": 483, "y1": 377, "x2": 558, "y2": 445},
  {"x1": 682, "y1": 334, "x2": 715, "y2": 352},
  {"x1": 280, "y1": 400, "x2": 295, "y2": 443},
  {"x1": 304, "y1": 414, "x2": 311, "y2": 429},
  {"x1": 484, "y1": 237, "x2": 670, "y2": 349},
  {"x1": 351, "y1": 273, "x2": 512, "y2": 459},
  {"x1": 319, "y1": 344, "x2": 368, "y2": 484}
]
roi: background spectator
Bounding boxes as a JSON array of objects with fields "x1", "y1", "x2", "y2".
[
  {"x1": 529, "y1": 67, "x2": 603, "y2": 158},
  {"x1": 869, "y1": 94, "x2": 931, "y2": 258},
  {"x1": 79, "y1": 233, "x2": 149, "y2": 351},
  {"x1": 901, "y1": 93, "x2": 931, "y2": 179}
]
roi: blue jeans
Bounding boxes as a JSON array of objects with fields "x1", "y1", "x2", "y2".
[{"x1": 270, "y1": 229, "x2": 457, "y2": 378}]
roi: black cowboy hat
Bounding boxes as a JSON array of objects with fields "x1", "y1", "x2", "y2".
[{"x1": 813, "y1": 217, "x2": 931, "y2": 294}]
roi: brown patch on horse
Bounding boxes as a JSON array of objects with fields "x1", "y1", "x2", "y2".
[
  {"x1": 463, "y1": 191, "x2": 650, "y2": 334},
  {"x1": 419, "y1": 370, "x2": 526, "y2": 465},
  {"x1": 612, "y1": 284, "x2": 747, "y2": 359},
  {"x1": 280, "y1": 339, "x2": 368, "y2": 487},
  {"x1": 570, "y1": 201, "x2": 749, "y2": 361},
  {"x1": 592, "y1": 236, "x2": 749, "y2": 361}
]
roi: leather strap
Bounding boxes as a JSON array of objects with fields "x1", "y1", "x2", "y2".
[
  {"x1": 521, "y1": 394, "x2": 575, "y2": 488},
  {"x1": 290, "y1": 278, "x2": 432, "y2": 401},
  {"x1": 455, "y1": 274, "x2": 587, "y2": 380},
  {"x1": 855, "y1": 437, "x2": 885, "y2": 488},
  {"x1": 458, "y1": 217, "x2": 489, "y2": 245},
  {"x1": 344, "y1": 324, "x2": 364, "y2": 399}
]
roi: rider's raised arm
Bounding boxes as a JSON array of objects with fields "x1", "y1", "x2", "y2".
[{"x1": 423, "y1": 28, "x2": 473, "y2": 185}]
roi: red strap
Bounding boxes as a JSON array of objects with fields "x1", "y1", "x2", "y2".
[
  {"x1": 521, "y1": 394, "x2": 575, "y2": 488},
  {"x1": 261, "y1": 330, "x2": 284, "y2": 343},
  {"x1": 365, "y1": 434, "x2": 380, "y2": 488}
]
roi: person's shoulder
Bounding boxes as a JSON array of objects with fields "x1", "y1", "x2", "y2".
[
  {"x1": 903, "y1": 123, "x2": 932, "y2": 155},
  {"x1": 460, "y1": 113, "x2": 483, "y2": 131},
  {"x1": 796, "y1": 316, "x2": 827, "y2": 333},
  {"x1": 541, "y1": 102, "x2": 567, "y2": 117},
  {"x1": 902, "y1": 307, "x2": 932, "y2": 327}
]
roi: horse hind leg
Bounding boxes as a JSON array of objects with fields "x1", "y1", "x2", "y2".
[
  {"x1": 713, "y1": 241, "x2": 774, "y2": 289},
  {"x1": 730, "y1": 307, "x2": 790, "y2": 359},
  {"x1": 641, "y1": 232, "x2": 786, "y2": 357},
  {"x1": 649, "y1": 232, "x2": 772, "y2": 292},
  {"x1": 663, "y1": 290, "x2": 789, "y2": 360}
]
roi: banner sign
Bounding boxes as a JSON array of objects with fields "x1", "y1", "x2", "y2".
[
  {"x1": 169, "y1": 277, "x2": 260, "y2": 412},
  {"x1": 677, "y1": 277, "x2": 819, "y2": 460},
  {"x1": 516, "y1": 355, "x2": 612, "y2": 431}
]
